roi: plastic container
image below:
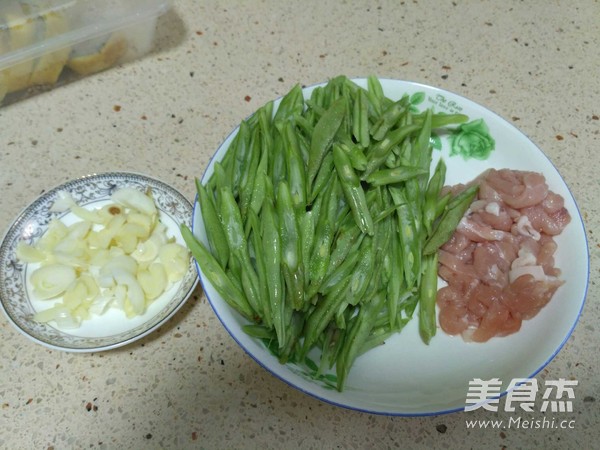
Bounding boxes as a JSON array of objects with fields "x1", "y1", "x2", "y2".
[{"x1": 0, "y1": 0, "x2": 172, "y2": 106}]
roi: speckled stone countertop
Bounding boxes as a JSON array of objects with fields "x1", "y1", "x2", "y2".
[{"x1": 1, "y1": 1, "x2": 598, "y2": 449}]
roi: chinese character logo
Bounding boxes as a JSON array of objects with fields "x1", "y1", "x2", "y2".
[
  {"x1": 465, "y1": 378, "x2": 503, "y2": 412},
  {"x1": 465, "y1": 378, "x2": 578, "y2": 413}
]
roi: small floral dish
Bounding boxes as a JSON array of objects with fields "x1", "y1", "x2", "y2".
[{"x1": 0, "y1": 172, "x2": 198, "y2": 352}]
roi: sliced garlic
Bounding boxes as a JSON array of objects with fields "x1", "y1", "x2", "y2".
[
  {"x1": 36, "y1": 219, "x2": 68, "y2": 252},
  {"x1": 131, "y1": 236, "x2": 161, "y2": 263},
  {"x1": 16, "y1": 241, "x2": 46, "y2": 263},
  {"x1": 112, "y1": 187, "x2": 157, "y2": 217},
  {"x1": 158, "y1": 243, "x2": 190, "y2": 282},
  {"x1": 137, "y1": 262, "x2": 168, "y2": 300},
  {"x1": 30, "y1": 263, "x2": 77, "y2": 300},
  {"x1": 21, "y1": 187, "x2": 189, "y2": 328}
]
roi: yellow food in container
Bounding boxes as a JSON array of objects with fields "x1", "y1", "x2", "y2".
[
  {"x1": 67, "y1": 32, "x2": 127, "y2": 76},
  {"x1": 0, "y1": 0, "x2": 172, "y2": 106}
]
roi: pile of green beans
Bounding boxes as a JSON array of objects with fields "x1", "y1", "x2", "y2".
[{"x1": 182, "y1": 76, "x2": 477, "y2": 391}]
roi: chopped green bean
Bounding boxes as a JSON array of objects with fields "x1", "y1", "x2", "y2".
[
  {"x1": 333, "y1": 144, "x2": 374, "y2": 236},
  {"x1": 419, "y1": 252, "x2": 438, "y2": 345},
  {"x1": 261, "y1": 198, "x2": 286, "y2": 347},
  {"x1": 277, "y1": 182, "x2": 305, "y2": 311},
  {"x1": 389, "y1": 186, "x2": 420, "y2": 289},
  {"x1": 186, "y1": 76, "x2": 484, "y2": 391},
  {"x1": 230, "y1": 121, "x2": 252, "y2": 199},
  {"x1": 219, "y1": 187, "x2": 262, "y2": 316},
  {"x1": 309, "y1": 152, "x2": 334, "y2": 204},
  {"x1": 339, "y1": 141, "x2": 368, "y2": 171},
  {"x1": 423, "y1": 184, "x2": 479, "y2": 255},
  {"x1": 336, "y1": 290, "x2": 386, "y2": 391},
  {"x1": 196, "y1": 178, "x2": 229, "y2": 269},
  {"x1": 247, "y1": 208, "x2": 272, "y2": 327},
  {"x1": 238, "y1": 127, "x2": 262, "y2": 216},
  {"x1": 273, "y1": 84, "x2": 304, "y2": 126},
  {"x1": 307, "y1": 178, "x2": 340, "y2": 298},
  {"x1": 423, "y1": 159, "x2": 447, "y2": 235},
  {"x1": 301, "y1": 276, "x2": 351, "y2": 358},
  {"x1": 362, "y1": 123, "x2": 421, "y2": 178},
  {"x1": 181, "y1": 225, "x2": 255, "y2": 321},
  {"x1": 366, "y1": 166, "x2": 428, "y2": 186},
  {"x1": 308, "y1": 97, "x2": 346, "y2": 188},
  {"x1": 283, "y1": 122, "x2": 307, "y2": 210},
  {"x1": 352, "y1": 88, "x2": 370, "y2": 148},
  {"x1": 371, "y1": 97, "x2": 408, "y2": 141}
]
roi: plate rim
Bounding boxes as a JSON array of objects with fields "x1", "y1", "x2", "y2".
[
  {"x1": 192, "y1": 78, "x2": 590, "y2": 416},
  {"x1": 0, "y1": 171, "x2": 199, "y2": 353}
]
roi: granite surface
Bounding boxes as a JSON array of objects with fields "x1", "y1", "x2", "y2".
[{"x1": 0, "y1": 1, "x2": 598, "y2": 449}]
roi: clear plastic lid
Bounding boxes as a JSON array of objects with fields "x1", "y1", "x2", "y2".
[{"x1": 0, "y1": 0, "x2": 171, "y2": 101}]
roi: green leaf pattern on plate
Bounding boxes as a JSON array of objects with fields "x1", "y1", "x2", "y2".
[
  {"x1": 261, "y1": 338, "x2": 338, "y2": 390},
  {"x1": 412, "y1": 91, "x2": 495, "y2": 160},
  {"x1": 287, "y1": 356, "x2": 338, "y2": 390},
  {"x1": 449, "y1": 118, "x2": 495, "y2": 160}
]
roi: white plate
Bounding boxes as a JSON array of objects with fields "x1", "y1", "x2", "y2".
[
  {"x1": 0, "y1": 172, "x2": 198, "y2": 352},
  {"x1": 191, "y1": 79, "x2": 589, "y2": 415}
]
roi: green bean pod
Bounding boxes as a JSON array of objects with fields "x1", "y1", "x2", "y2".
[
  {"x1": 340, "y1": 141, "x2": 368, "y2": 171},
  {"x1": 294, "y1": 114, "x2": 314, "y2": 139},
  {"x1": 309, "y1": 151, "x2": 334, "y2": 204},
  {"x1": 219, "y1": 187, "x2": 262, "y2": 315},
  {"x1": 238, "y1": 127, "x2": 262, "y2": 216},
  {"x1": 249, "y1": 149, "x2": 269, "y2": 217},
  {"x1": 299, "y1": 210, "x2": 315, "y2": 293},
  {"x1": 242, "y1": 324, "x2": 276, "y2": 340},
  {"x1": 412, "y1": 111, "x2": 469, "y2": 128},
  {"x1": 362, "y1": 123, "x2": 421, "y2": 178},
  {"x1": 283, "y1": 122, "x2": 307, "y2": 210},
  {"x1": 389, "y1": 186, "x2": 420, "y2": 289},
  {"x1": 307, "y1": 178, "x2": 340, "y2": 298},
  {"x1": 423, "y1": 184, "x2": 479, "y2": 255},
  {"x1": 230, "y1": 121, "x2": 252, "y2": 199},
  {"x1": 278, "y1": 311, "x2": 305, "y2": 364},
  {"x1": 347, "y1": 236, "x2": 375, "y2": 305},
  {"x1": 352, "y1": 88, "x2": 370, "y2": 148},
  {"x1": 261, "y1": 198, "x2": 286, "y2": 348},
  {"x1": 269, "y1": 130, "x2": 287, "y2": 191},
  {"x1": 434, "y1": 192, "x2": 452, "y2": 219},
  {"x1": 423, "y1": 159, "x2": 447, "y2": 235},
  {"x1": 247, "y1": 208, "x2": 272, "y2": 327},
  {"x1": 336, "y1": 290, "x2": 386, "y2": 391},
  {"x1": 301, "y1": 276, "x2": 351, "y2": 358},
  {"x1": 308, "y1": 97, "x2": 346, "y2": 188},
  {"x1": 209, "y1": 162, "x2": 229, "y2": 205},
  {"x1": 195, "y1": 178, "x2": 229, "y2": 269},
  {"x1": 181, "y1": 225, "x2": 255, "y2": 321},
  {"x1": 259, "y1": 102, "x2": 274, "y2": 151},
  {"x1": 273, "y1": 84, "x2": 304, "y2": 126},
  {"x1": 386, "y1": 230, "x2": 403, "y2": 329},
  {"x1": 365, "y1": 166, "x2": 428, "y2": 187},
  {"x1": 332, "y1": 144, "x2": 374, "y2": 236},
  {"x1": 366, "y1": 75, "x2": 387, "y2": 117},
  {"x1": 371, "y1": 97, "x2": 408, "y2": 141},
  {"x1": 219, "y1": 187, "x2": 248, "y2": 261},
  {"x1": 326, "y1": 216, "x2": 363, "y2": 277},
  {"x1": 319, "y1": 249, "x2": 360, "y2": 296},
  {"x1": 277, "y1": 181, "x2": 305, "y2": 311},
  {"x1": 419, "y1": 252, "x2": 439, "y2": 345}
]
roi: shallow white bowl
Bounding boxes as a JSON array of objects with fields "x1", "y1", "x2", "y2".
[
  {"x1": 0, "y1": 172, "x2": 198, "y2": 352},
  {"x1": 192, "y1": 79, "x2": 588, "y2": 415}
]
